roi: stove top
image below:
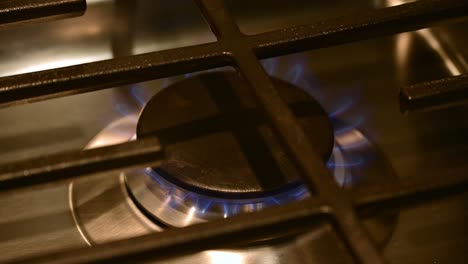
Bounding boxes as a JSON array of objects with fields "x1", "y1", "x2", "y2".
[{"x1": 0, "y1": 0, "x2": 467, "y2": 263}]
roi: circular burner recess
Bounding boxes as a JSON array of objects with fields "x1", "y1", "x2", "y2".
[{"x1": 137, "y1": 72, "x2": 334, "y2": 198}]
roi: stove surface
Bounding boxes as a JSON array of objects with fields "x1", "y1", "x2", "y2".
[{"x1": 0, "y1": 0, "x2": 467, "y2": 263}]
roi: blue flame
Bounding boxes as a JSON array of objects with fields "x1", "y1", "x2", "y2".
[
  {"x1": 131, "y1": 57, "x2": 370, "y2": 220},
  {"x1": 145, "y1": 168, "x2": 310, "y2": 219},
  {"x1": 327, "y1": 157, "x2": 364, "y2": 168},
  {"x1": 130, "y1": 85, "x2": 147, "y2": 106},
  {"x1": 184, "y1": 73, "x2": 195, "y2": 79},
  {"x1": 285, "y1": 64, "x2": 304, "y2": 84},
  {"x1": 329, "y1": 99, "x2": 354, "y2": 118},
  {"x1": 223, "y1": 203, "x2": 229, "y2": 218},
  {"x1": 270, "y1": 197, "x2": 281, "y2": 205},
  {"x1": 200, "y1": 200, "x2": 213, "y2": 214},
  {"x1": 334, "y1": 116, "x2": 365, "y2": 135},
  {"x1": 262, "y1": 58, "x2": 278, "y2": 75},
  {"x1": 114, "y1": 103, "x2": 133, "y2": 117},
  {"x1": 335, "y1": 139, "x2": 368, "y2": 150}
]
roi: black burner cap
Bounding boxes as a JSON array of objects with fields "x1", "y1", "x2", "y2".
[{"x1": 137, "y1": 71, "x2": 334, "y2": 198}]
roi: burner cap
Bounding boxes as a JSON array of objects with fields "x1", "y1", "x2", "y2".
[{"x1": 137, "y1": 72, "x2": 334, "y2": 198}]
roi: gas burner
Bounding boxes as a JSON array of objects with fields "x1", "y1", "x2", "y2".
[
  {"x1": 70, "y1": 71, "x2": 398, "y2": 246},
  {"x1": 129, "y1": 72, "x2": 335, "y2": 226},
  {"x1": 136, "y1": 72, "x2": 334, "y2": 197}
]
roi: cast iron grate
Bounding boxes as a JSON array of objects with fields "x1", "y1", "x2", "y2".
[
  {"x1": 0, "y1": 0, "x2": 86, "y2": 26},
  {"x1": 0, "y1": 0, "x2": 468, "y2": 263}
]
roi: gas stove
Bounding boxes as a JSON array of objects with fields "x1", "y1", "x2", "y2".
[{"x1": 0, "y1": 0, "x2": 468, "y2": 263}]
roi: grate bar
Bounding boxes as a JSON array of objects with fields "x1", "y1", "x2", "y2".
[
  {"x1": 0, "y1": 43, "x2": 227, "y2": 108},
  {"x1": 400, "y1": 74, "x2": 468, "y2": 112},
  {"x1": 355, "y1": 172, "x2": 468, "y2": 212},
  {"x1": 8, "y1": 171, "x2": 468, "y2": 264},
  {"x1": 0, "y1": 0, "x2": 86, "y2": 26},
  {"x1": 195, "y1": 0, "x2": 384, "y2": 263},
  {"x1": 0, "y1": 0, "x2": 467, "y2": 107},
  {"x1": 250, "y1": 0, "x2": 468, "y2": 58},
  {"x1": 0, "y1": 137, "x2": 163, "y2": 191}
]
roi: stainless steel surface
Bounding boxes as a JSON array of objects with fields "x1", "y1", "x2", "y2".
[{"x1": 0, "y1": 0, "x2": 467, "y2": 263}]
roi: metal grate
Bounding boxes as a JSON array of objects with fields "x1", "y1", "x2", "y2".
[
  {"x1": 0, "y1": 0, "x2": 86, "y2": 26},
  {"x1": 0, "y1": 0, "x2": 468, "y2": 263},
  {"x1": 400, "y1": 73, "x2": 468, "y2": 112}
]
